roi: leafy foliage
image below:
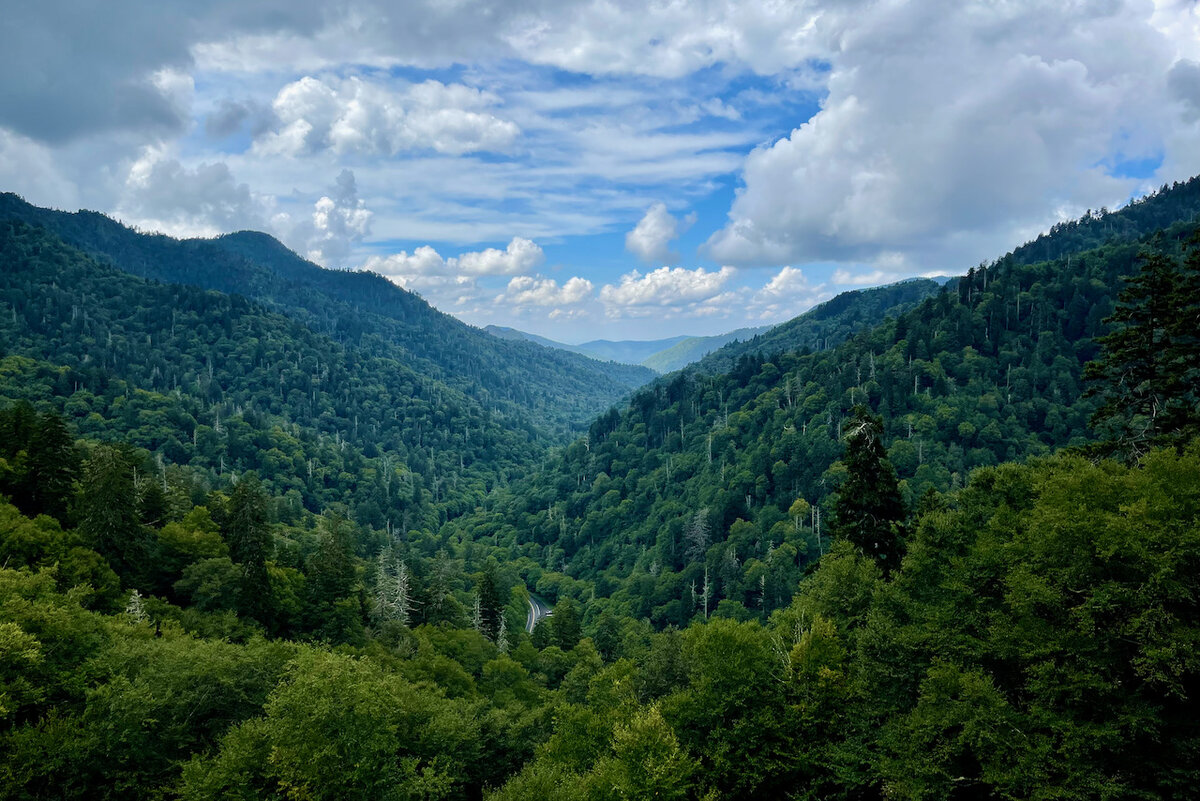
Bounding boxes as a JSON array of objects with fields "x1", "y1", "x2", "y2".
[{"x1": 1, "y1": 178, "x2": 1199, "y2": 799}]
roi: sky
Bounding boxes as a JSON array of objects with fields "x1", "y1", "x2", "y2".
[{"x1": 3, "y1": 1, "x2": 1200, "y2": 342}]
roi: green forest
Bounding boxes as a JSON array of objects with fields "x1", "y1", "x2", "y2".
[{"x1": 0, "y1": 177, "x2": 1198, "y2": 800}]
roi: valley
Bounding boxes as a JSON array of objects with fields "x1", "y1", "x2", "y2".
[{"x1": 0, "y1": 177, "x2": 1198, "y2": 799}]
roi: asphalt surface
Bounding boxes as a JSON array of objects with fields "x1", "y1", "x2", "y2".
[{"x1": 526, "y1": 593, "x2": 552, "y2": 633}]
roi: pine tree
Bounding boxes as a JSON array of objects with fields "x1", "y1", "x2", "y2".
[
  {"x1": 25, "y1": 410, "x2": 78, "y2": 522},
  {"x1": 224, "y1": 473, "x2": 272, "y2": 625},
  {"x1": 370, "y1": 548, "x2": 415, "y2": 626},
  {"x1": 307, "y1": 511, "x2": 356, "y2": 610},
  {"x1": 831, "y1": 405, "x2": 906, "y2": 574},
  {"x1": 1084, "y1": 243, "x2": 1193, "y2": 454},
  {"x1": 425, "y1": 549, "x2": 456, "y2": 625},
  {"x1": 477, "y1": 570, "x2": 504, "y2": 641},
  {"x1": 77, "y1": 444, "x2": 151, "y2": 582}
]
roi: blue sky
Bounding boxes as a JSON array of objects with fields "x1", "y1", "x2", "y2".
[{"x1": 3, "y1": 1, "x2": 1200, "y2": 341}]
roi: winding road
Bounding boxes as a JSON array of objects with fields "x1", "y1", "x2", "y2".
[{"x1": 526, "y1": 593, "x2": 552, "y2": 634}]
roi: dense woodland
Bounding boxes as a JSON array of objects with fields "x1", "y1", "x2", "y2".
[{"x1": 0, "y1": 178, "x2": 1198, "y2": 799}]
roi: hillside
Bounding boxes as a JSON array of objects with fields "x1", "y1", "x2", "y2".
[
  {"x1": 0, "y1": 220, "x2": 542, "y2": 527},
  {"x1": 0, "y1": 194, "x2": 656, "y2": 439},
  {"x1": 444, "y1": 177, "x2": 1200, "y2": 626},
  {"x1": 684, "y1": 279, "x2": 943, "y2": 375},
  {"x1": 640, "y1": 325, "x2": 773, "y2": 373},
  {"x1": 0, "y1": 179, "x2": 1198, "y2": 801},
  {"x1": 484, "y1": 324, "x2": 783, "y2": 375}
]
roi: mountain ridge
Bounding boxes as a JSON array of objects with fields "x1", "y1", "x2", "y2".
[{"x1": 0, "y1": 193, "x2": 655, "y2": 440}]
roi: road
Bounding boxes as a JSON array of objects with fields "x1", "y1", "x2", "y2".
[{"x1": 526, "y1": 593, "x2": 552, "y2": 634}]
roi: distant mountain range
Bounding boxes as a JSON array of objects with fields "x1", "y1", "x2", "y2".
[
  {"x1": 483, "y1": 280, "x2": 950, "y2": 376},
  {"x1": 483, "y1": 325, "x2": 774, "y2": 374}
]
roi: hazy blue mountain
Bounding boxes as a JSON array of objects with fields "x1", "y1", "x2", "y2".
[
  {"x1": 640, "y1": 326, "x2": 774, "y2": 373},
  {"x1": 484, "y1": 324, "x2": 778, "y2": 373}
]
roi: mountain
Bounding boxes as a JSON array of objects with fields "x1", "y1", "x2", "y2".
[
  {"x1": 640, "y1": 326, "x2": 773, "y2": 373},
  {"x1": 571, "y1": 336, "x2": 694, "y2": 365},
  {"x1": 0, "y1": 194, "x2": 656, "y2": 440},
  {"x1": 482, "y1": 325, "x2": 603, "y2": 358},
  {"x1": 0, "y1": 219, "x2": 541, "y2": 526},
  {"x1": 3, "y1": 178, "x2": 1200, "y2": 801},
  {"x1": 445, "y1": 175, "x2": 1200, "y2": 627},
  {"x1": 484, "y1": 324, "x2": 779, "y2": 374},
  {"x1": 684, "y1": 278, "x2": 943, "y2": 376}
]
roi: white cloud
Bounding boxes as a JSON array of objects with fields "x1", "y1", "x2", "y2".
[
  {"x1": 361, "y1": 236, "x2": 547, "y2": 308},
  {"x1": 624, "y1": 202, "x2": 695, "y2": 264},
  {"x1": 458, "y1": 237, "x2": 544, "y2": 275},
  {"x1": 599, "y1": 265, "x2": 736, "y2": 317},
  {"x1": 366, "y1": 237, "x2": 544, "y2": 280},
  {"x1": 742, "y1": 265, "x2": 830, "y2": 321},
  {"x1": 294, "y1": 169, "x2": 372, "y2": 265},
  {"x1": 830, "y1": 268, "x2": 893, "y2": 286},
  {"x1": 0, "y1": 129, "x2": 80, "y2": 210},
  {"x1": 116, "y1": 145, "x2": 272, "y2": 238},
  {"x1": 256, "y1": 75, "x2": 520, "y2": 157},
  {"x1": 193, "y1": 1, "x2": 840, "y2": 80},
  {"x1": 496, "y1": 275, "x2": 594, "y2": 307},
  {"x1": 707, "y1": 1, "x2": 1191, "y2": 273}
]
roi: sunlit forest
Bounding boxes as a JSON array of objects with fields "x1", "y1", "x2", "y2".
[{"x1": 1, "y1": 174, "x2": 1198, "y2": 800}]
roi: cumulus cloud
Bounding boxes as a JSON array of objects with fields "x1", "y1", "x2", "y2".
[
  {"x1": 736, "y1": 266, "x2": 828, "y2": 321},
  {"x1": 365, "y1": 237, "x2": 544, "y2": 281},
  {"x1": 624, "y1": 203, "x2": 695, "y2": 264},
  {"x1": 256, "y1": 75, "x2": 520, "y2": 157},
  {"x1": 707, "y1": 1, "x2": 1187, "y2": 272},
  {"x1": 599, "y1": 265, "x2": 736, "y2": 317},
  {"x1": 496, "y1": 275, "x2": 594, "y2": 309},
  {"x1": 292, "y1": 169, "x2": 373, "y2": 265},
  {"x1": 458, "y1": 238, "x2": 545, "y2": 275},
  {"x1": 116, "y1": 146, "x2": 271, "y2": 238},
  {"x1": 361, "y1": 236, "x2": 546, "y2": 308}
]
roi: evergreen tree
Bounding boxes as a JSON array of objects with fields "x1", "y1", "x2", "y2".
[
  {"x1": 24, "y1": 410, "x2": 79, "y2": 522},
  {"x1": 306, "y1": 512, "x2": 356, "y2": 611},
  {"x1": 550, "y1": 597, "x2": 582, "y2": 650},
  {"x1": 476, "y1": 570, "x2": 504, "y2": 641},
  {"x1": 136, "y1": 474, "x2": 170, "y2": 529},
  {"x1": 831, "y1": 405, "x2": 906, "y2": 574},
  {"x1": 1084, "y1": 242, "x2": 1197, "y2": 454},
  {"x1": 224, "y1": 473, "x2": 272, "y2": 625},
  {"x1": 76, "y1": 444, "x2": 151, "y2": 583}
]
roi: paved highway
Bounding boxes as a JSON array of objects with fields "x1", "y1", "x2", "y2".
[{"x1": 526, "y1": 593, "x2": 552, "y2": 633}]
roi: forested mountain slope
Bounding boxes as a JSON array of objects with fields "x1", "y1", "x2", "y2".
[
  {"x1": 0, "y1": 194, "x2": 655, "y2": 439},
  {"x1": 0, "y1": 220, "x2": 536, "y2": 527},
  {"x1": 686, "y1": 176, "x2": 1200, "y2": 379},
  {"x1": 687, "y1": 279, "x2": 943, "y2": 376},
  {"x1": 445, "y1": 178, "x2": 1200, "y2": 627},
  {"x1": 0, "y1": 180, "x2": 1197, "y2": 801},
  {"x1": 640, "y1": 325, "x2": 773, "y2": 373}
]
